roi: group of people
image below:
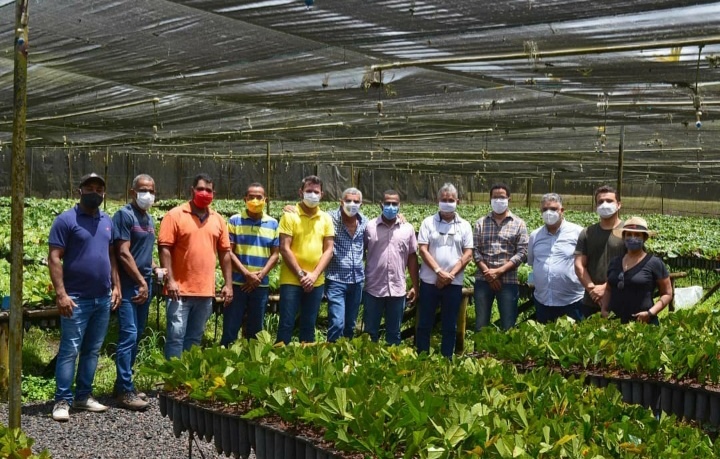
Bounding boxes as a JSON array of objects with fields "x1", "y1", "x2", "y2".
[{"x1": 47, "y1": 172, "x2": 672, "y2": 422}]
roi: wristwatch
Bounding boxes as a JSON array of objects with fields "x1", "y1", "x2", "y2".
[
  {"x1": 298, "y1": 270, "x2": 307, "y2": 278},
  {"x1": 434, "y1": 267, "x2": 442, "y2": 274}
]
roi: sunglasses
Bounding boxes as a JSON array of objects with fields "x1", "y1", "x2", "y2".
[{"x1": 617, "y1": 272, "x2": 625, "y2": 290}]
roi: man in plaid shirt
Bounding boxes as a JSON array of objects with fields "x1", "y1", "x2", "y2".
[{"x1": 473, "y1": 183, "x2": 528, "y2": 331}]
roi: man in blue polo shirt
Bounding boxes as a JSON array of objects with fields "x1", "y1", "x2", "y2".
[
  {"x1": 112, "y1": 174, "x2": 157, "y2": 411},
  {"x1": 221, "y1": 183, "x2": 279, "y2": 345},
  {"x1": 48, "y1": 173, "x2": 121, "y2": 422}
]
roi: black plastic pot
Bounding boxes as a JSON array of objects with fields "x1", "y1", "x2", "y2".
[
  {"x1": 254, "y1": 423, "x2": 266, "y2": 458},
  {"x1": 213, "y1": 411, "x2": 223, "y2": 454},
  {"x1": 709, "y1": 392, "x2": 720, "y2": 425},
  {"x1": 620, "y1": 380, "x2": 632, "y2": 404},
  {"x1": 238, "y1": 419, "x2": 252, "y2": 459},
  {"x1": 642, "y1": 382, "x2": 656, "y2": 410},
  {"x1": 158, "y1": 392, "x2": 167, "y2": 417},
  {"x1": 661, "y1": 386, "x2": 673, "y2": 414},
  {"x1": 221, "y1": 413, "x2": 232, "y2": 455},
  {"x1": 672, "y1": 387, "x2": 684, "y2": 418},
  {"x1": 204, "y1": 408, "x2": 214, "y2": 441},
  {"x1": 188, "y1": 404, "x2": 199, "y2": 433},
  {"x1": 631, "y1": 382, "x2": 643, "y2": 405},
  {"x1": 683, "y1": 390, "x2": 696, "y2": 421},
  {"x1": 172, "y1": 408, "x2": 184, "y2": 438},
  {"x1": 695, "y1": 391, "x2": 709, "y2": 423},
  {"x1": 195, "y1": 405, "x2": 206, "y2": 440}
]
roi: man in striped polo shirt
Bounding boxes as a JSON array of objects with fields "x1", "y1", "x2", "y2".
[{"x1": 221, "y1": 183, "x2": 280, "y2": 345}]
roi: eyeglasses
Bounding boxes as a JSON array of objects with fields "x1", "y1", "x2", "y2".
[
  {"x1": 617, "y1": 272, "x2": 624, "y2": 290},
  {"x1": 383, "y1": 202, "x2": 399, "y2": 207}
]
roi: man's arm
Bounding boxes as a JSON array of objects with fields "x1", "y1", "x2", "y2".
[
  {"x1": 109, "y1": 245, "x2": 122, "y2": 310},
  {"x1": 449, "y1": 248, "x2": 473, "y2": 278},
  {"x1": 115, "y1": 240, "x2": 148, "y2": 304},
  {"x1": 303, "y1": 236, "x2": 334, "y2": 290},
  {"x1": 219, "y1": 250, "x2": 234, "y2": 305},
  {"x1": 279, "y1": 234, "x2": 303, "y2": 278},
  {"x1": 406, "y1": 251, "x2": 420, "y2": 303},
  {"x1": 159, "y1": 245, "x2": 179, "y2": 301},
  {"x1": 48, "y1": 246, "x2": 76, "y2": 318},
  {"x1": 574, "y1": 254, "x2": 605, "y2": 304}
]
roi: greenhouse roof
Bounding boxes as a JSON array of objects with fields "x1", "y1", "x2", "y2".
[{"x1": 1, "y1": 0, "x2": 720, "y2": 184}]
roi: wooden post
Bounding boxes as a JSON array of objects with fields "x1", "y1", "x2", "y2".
[
  {"x1": 8, "y1": 0, "x2": 30, "y2": 427},
  {"x1": 526, "y1": 178, "x2": 532, "y2": 209},
  {"x1": 549, "y1": 169, "x2": 555, "y2": 192},
  {"x1": 125, "y1": 152, "x2": 131, "y2": 203},
  {"x1": 226, "y1": 150, "x2": 232, "y2": 200},
  {"x1": 266, "y1": 142, "x2": 271, "y2": 214},
  {"x1": 104, "y1": 147, "x2": 109, "y2": 210},
  {"x1": 455, "y1": 290, "x2": 471, "y2": 355},
  {"x1": 617, "y1": 125, "x2": 625, "y2": 198}
]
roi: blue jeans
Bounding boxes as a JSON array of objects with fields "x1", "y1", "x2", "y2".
[
  {"x1": 55, "y1": 292, "x2": 112, "y2": 403},
  {"x1": 220, "y1": 285, "x2": 269, "y2": 346},
  {"x1": 362, "y1": 293, "x2": 406, "y2": 345},
  {"x1": 115, "y1": 277, "x2": 152, "y2": 393},
  {"x1": 533, "y1": 297, "x2": 584, "y2": 324},
  {"x1": 325, "y1": 280, "x2": 364, "y2": 342},
  {"x1": 416, "y1": 282, "x2": 462, "y2": 357},
  {"x1": 276, "y1": 284, "x2": 324, "y2": 344},
  {"x1": 164, "y1": 296, "x2": 213, "y2": 359},
  {"x1": 474, "y1": 279, "x2": 520, "y2": 331}
]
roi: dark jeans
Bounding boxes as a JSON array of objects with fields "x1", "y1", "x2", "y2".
[
  {"x1": 220, "y1": 284, "x2": 269, "y2": 346},
  {"x1": 276, "y1": 284, "x2": 325, "y2": 344},
  {"x1": 416, "y1": 282, "x2": 462, "y2": 358},
  {"x1": 474, "y1": 279, "x2": 519, "y2": 331},
  {"x1": 533, "y1": 297, "x2": 584, "y2": 324}
]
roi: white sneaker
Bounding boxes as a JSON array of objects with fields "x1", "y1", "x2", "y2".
[
  {"x1": 73, "y1": 395, "x2": 109, "y2": 412},
  {"x1": 52, "y1": 400, "x2": 70, "y2": 422}
]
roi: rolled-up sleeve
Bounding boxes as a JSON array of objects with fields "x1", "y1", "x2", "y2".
[
  {"x1": 473, "y1": 219, "x2": 484, "y2": 264},
  {"x1": 510, "y1": 222, "x2": 529, "y2": 266}
]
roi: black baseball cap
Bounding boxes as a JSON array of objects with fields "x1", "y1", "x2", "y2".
[{"x1": 79, "y1": 173, "x2": 106, "y2": 188}]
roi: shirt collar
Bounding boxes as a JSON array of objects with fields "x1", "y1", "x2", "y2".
[{"x1": 434, "y1": 212, "x2": 460, "y2": 224}]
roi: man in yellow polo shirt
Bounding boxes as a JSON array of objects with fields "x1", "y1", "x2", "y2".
[{"x1": 276, "y1": 175, "x2": 335, "y2": 344}]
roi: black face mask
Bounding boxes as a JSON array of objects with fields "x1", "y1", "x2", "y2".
[{"x1": 80, "y1": 192, "x2": 104, "y2": 210}]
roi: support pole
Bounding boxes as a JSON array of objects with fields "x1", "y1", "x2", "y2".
[
  {"x1": 266, "y1": 142, "x2": 271, "y2": 214},
  {"x1": 9, "y1": 0, "x2": 30, "y2": 427},
  {"x1": 104, "y1": 147, "x2": 109, "y2": 211},
  {"x1": 549, "y1": 169, "x2": 555, "y2": 192},
  {"x1": 526, "y1": 178, "x2": 532, "y2": 209},
  {"x1": 617, "y1": 126, "x2": 625, "y2": 198}
]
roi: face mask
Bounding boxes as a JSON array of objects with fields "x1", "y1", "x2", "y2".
[
  {"x1": 192, "y1": 190, "x2": 214, "y2": 209},
  {"x1": 135, "y1": 191, "x2": 155, "y2": 211},
  {"x1": 80, "y1": 192, "x2": 104, "y2": 210},
  {"x1": 382, "y1": 204, "x2": 399, "y2": 220},
  {"x1": 597, "y1": 202, "x2": 618, "y2": 219},
  {"x1": 343, "y1": 201, "x2": 360, "y2": 217},
  {"x1": 542, "y1": 210, "x2": 561, "y2": 226},
  {"x1": 491, "y1": 198, "x2": 509, "y2": 214},
  {"x1": 303, "y1": 192, "x2": 321, "y2": 208},
  {"x1": 624, "y1": 236, "x2": 645, "y2": 251},
  {"x1": 246, "y1": 198, "x2": 266, "y2": 214},
  {"x1": 439, "y1": 201, "x2": 457, "y2": 213}
]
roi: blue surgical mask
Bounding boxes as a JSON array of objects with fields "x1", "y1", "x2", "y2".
[
  {"x1": 624, "y1": 236, "x2": 644, "y2": 251},
  {"x1": 382, "y1": 204, "x2": 399, "y2": 220}
]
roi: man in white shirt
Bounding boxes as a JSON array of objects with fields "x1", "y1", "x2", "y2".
[
  {"x1": 416, "y1": 183, "x2": 474, "y2": 357},
  {"x1": 528, "y1": 193, "x2": 585, "y2": 323}
]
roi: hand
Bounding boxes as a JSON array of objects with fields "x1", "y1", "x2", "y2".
[
  {"x1": 240, "y1": 272, "x2": 262, "y2": 293},
  {"x1": 131, "y1": 281, "x2": 149, "y2": 304},
  {"x1": 633, "y1": 311, "x2": 652, "y2": 324},
  {"x1": 589, "y1": 283, "x2": 606, "y2": 304},
  {"x1": 56, "y1": 293, "x2": 77, "y2": 318},
  {"x1": 489, "y1": 279, "x2": 502, "y2": 292},
  {"x1": 482, "y1": 268, "x2": 503, "y2": 283},
  {"x1": 111, "y1": 287, "x2": 122, "y2": 311},
  {"x1": 300, "y1": 272, "x2": 317, "y2": 292},
  {"x1": 221, "y1": 284, "x2": 234, "y2": 306},
  {"x1": 396, "y1": 213, "x2": 407, "y2": 224},
  {"x1": 166, "y1": 279, "x2": 180, "y2": 302},
  {"x1": 436, "y1": 270, "x2": 455, "y2": 284},
  {"x1": 283, "y1": 205, "x2": 298, "y2": 214},
  {"x1": 406, "y1": 287, "x2": 417, "y2": 303},
  {"x1": 600, "y1": 309, "x2": 609, "y2": 319}
]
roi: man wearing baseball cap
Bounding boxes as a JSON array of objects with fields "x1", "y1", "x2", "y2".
[{"x1": 48, "y1": 173, "x2": 121, "y2": 421}]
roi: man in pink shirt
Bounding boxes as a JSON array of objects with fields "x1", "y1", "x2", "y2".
[{"x1": 363, "y1": 190, "x2": 419, "y2": 345}]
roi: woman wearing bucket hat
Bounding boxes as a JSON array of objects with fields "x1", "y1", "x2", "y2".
[{"x1": 601, "y1": 217, "x2": 673, "y2": 325}]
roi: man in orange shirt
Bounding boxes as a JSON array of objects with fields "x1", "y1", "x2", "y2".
[{"x1": 158, "y1": 173, "x2": 233, "y2": 359}]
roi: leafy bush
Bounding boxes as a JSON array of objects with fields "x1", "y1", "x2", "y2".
[
  {"x1": 144, "y1": 333, "x2": 720, "y2": 458},
  {"x1": 0, "y1": 424, "x2": 50, "y2": 459}
]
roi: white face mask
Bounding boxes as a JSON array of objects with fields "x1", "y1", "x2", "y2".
[
  {"x1": 542, "y1": 210, "x2": 561, "y2": 226},
  {"x1": 438, "y1": 201, "x2": 457, "y2": 213},
  {"x1": 303, "y1": 192, "x2": 321, "y2": 208},
  {"x1": 491, "y1": 198, "x2": 509, "y2": 214},
  {"x1": 597, "y1": 202, "x2": 618, "y2": 219},
  {"x1": 135, "y1": 191, "x2": 155, "y2": 210},
  {"x1": 343, "y1": 201, "x2": 360, "y2": 217}
]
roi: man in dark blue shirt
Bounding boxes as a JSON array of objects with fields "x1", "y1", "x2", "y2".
[
  {"x1": 48, "y1": 173, "x2": 121, "y2": 422},
  {"x1": 112, "y1": 174, "x2": 157, "y2": 411}
]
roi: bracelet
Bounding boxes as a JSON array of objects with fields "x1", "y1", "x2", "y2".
[{"x1": 647, "y1": 308, "x2": 656, "y2": 317}]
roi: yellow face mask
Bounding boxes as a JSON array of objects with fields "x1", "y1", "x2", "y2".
[{"x1": 246, "y1": 198, "x2": 266, "y2": 214}]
